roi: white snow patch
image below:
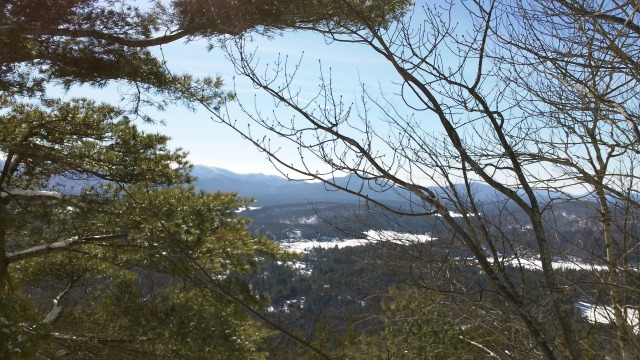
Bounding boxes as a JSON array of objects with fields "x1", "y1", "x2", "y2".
[
  {"x1": 434, "y1": 211, "x2": 476, "y2": 218},
  {"x1": 578, "y1": 302, "x2": 640, "y2": 334},
  {"x1": 364, "y1": 230, "x2": 434, "y2": 244},
  {"x1": 235, "y1": 206, "x2": 261, "y2": 213},
  {"x1": 277, "y1": 260, "x2": 311, "y2": 276},
  {"x1": 281, "y1": 230, "x2": 434, "y2": 253},
  {"x1": 282, "y1": 238, "x2": 370, "y2": 252},
  {"x1": 296, "y1": 215, "x2": 319, "y2": 224},
  {"x1": 268, "y1": 297, "x2": 306, "y2": 313},
  {"x1": 500, "y1": 258, "x2": 610, "y2": 272}
]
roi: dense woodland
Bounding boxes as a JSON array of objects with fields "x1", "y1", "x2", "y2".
[
  {"x1": 240, "y1": 199, "x2": 629, "y2": 359},
  {"x1": 2, "y1": 0, "x2": 640, "y2": 359}
]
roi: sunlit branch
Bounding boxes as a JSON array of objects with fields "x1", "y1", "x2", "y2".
[{"x1": 6, "y1": 234, "x2": 125, "y2": 264}]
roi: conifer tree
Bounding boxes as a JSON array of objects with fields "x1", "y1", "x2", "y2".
[{"x1": 0, "y1": 97, "x2": 289, "y2": 358}]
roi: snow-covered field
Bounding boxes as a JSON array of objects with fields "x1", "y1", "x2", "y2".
[
  {"x1": 278, "y1": 229, "x2": 640, "y2": 333},
  {"x1": 577, "y1": 302, "x2": 640, "y2": 334},
  {"x1": 282, "y1": 232, "x2": 611, "y2": 273},
  {"x1": 497, "y1": 257, "x2": 609, "y2": 272},
  {"x1": 281, "y1": 229, "x2": 624, "y2": 275},
  {"x1": 281, "y1": 230, "x2": 607, "y2": 271},
  {"x1": 280, "y1": 230, "x2": 435, "y2": 252}
]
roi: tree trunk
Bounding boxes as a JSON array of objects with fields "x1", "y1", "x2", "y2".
[
  {"x1": 596, "y1": 188, "x2": 640, "y2": 360},
  {"x1": 0, "y1": 198, "x2": 11, "y2": 358}
]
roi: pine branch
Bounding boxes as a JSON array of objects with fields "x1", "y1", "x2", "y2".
[{"x1": 0, "y1": 26, "x2": 190, "y2": 48}]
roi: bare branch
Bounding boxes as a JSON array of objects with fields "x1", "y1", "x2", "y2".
[
  {"x1": 0, "y1": 190, "x2": 62, "y2": 199},
  {"x1": 6, "y1": 234, "x2": 125, "y2": 264},
  {"x1": 42, "y1": 280, "x2": 76, "y2": 325}
]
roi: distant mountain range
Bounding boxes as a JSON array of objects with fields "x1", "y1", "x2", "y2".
[
  {"x1": 192, "y1": 165, "x2": 408, "y2": 207},
  {"x1": 191, "y1": 165, "x2": 592, "y2": 208},
  {"x1": 192, "y1": 167, "x2": 605, "y2": 259},
  {"x1": 1, "y1": 159, "x2": 595, "y2": 209}
]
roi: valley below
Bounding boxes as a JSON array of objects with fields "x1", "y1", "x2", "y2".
[{"x1": 194, "y1": 166, "x2": 639, "y2": 358}]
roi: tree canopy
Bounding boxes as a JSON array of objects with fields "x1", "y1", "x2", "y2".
[
  {"x1": 0, "y1": 96, "x2": 292, "y2": 358},
  {"x1": 0, "y1": 0, "x2": 409, "y2": 108},
  {"x1": 0, "y1": 0, "x2": 412, "y2": 358}
]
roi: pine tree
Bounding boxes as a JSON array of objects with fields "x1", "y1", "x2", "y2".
[{"x1": 0, "y1": 98, "x2": 291, "y2": 358}]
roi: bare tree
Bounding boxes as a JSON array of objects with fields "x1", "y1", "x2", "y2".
[
  {"x1": 493, "y1": 1, "x2": 640, "y2": 358},
  {"x1": 198, "y1": 1, "x2": 640, "y2": 358}
]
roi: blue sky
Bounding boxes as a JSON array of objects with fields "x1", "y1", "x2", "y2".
[
  {"x1": 56, "y1": 29, "x2": 406, "y2": 176},
  {"x1": 142, "y1": 31, "x2": 403, "y2": 175},
  {"x1": 56, "y1": 5, "x2": 463, "y2": 180}
]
